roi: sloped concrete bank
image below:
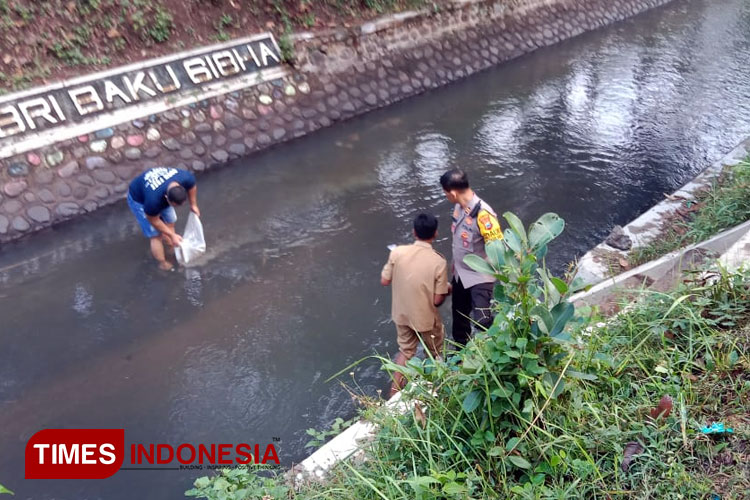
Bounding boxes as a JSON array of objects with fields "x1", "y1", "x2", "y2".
[
  {"x1": 576, "y1": 137, "x2": 750, "y2": 286},
  {"x1": 0, "y1": 0, "x2": 673, "y2": 242}
]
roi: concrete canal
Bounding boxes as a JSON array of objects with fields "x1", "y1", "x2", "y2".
[{"x1": 2, "y1": 0, "x2": 750, "y2": 497}]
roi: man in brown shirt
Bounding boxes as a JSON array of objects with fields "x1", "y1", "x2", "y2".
[{"x1": 381, "y1": 213, "x2": 451, "y2": 397}]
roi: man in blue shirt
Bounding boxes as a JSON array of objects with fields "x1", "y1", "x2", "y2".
[{"x1": 127, "y1": 167, "x2": 200, "y2": 270}]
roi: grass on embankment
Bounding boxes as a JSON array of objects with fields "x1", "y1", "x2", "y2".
[
  {"x1": 630, "y1": 157, "x2": 750, "y2": 267},
  {"x1": 186, "y1": 213, "x2": 750, "y2": 500}
]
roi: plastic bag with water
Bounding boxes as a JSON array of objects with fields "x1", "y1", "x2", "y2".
[{"x1": 175, "y1": 213, "x2": 206, "y2": 266}]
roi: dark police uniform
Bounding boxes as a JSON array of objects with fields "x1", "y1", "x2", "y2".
[{"x1": 450, "y1": 194, "x2": 503, "y2": 346}]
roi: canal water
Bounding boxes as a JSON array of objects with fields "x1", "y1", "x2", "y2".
[{"x1": 2, "y1": 0, "x2": 750, "y2": 497}]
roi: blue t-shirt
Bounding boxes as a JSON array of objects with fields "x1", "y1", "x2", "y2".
[{"x1": 128, "y1": 167, "x2": 196, "y2": 216}]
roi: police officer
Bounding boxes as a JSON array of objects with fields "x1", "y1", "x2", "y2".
[{"x1": 440, "y1": 168, "x2": 503, "y2": 347}]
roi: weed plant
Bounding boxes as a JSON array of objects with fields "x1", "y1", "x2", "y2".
[
  {"x1": 186, "y1": 213, "x2": 749, "y2": 500},
  {"x1": 631, "y1": 157, "x2": 750, "y2": 265}
]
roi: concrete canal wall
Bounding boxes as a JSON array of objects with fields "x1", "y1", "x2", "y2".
[{"x1": 0, "y1": 0, "x2": 673, "y2": 241}]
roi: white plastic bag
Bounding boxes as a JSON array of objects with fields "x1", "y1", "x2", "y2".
[{"x1": 175, "y1": 212, "x2": 206, "y2": 267}]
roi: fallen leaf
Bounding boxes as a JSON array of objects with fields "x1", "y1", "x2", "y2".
[
  {"x1": 265, "y1": 21, "x2": 275, "y2": 29},
  {"x1": 621, "y1": 441, "x2": 644, "y2": 472},
  {"x1": 107, "y1": 28, "x2": 121, "y2": 39},
  {"x1": 650, "y1": 395, "x2": 673, "y2": 420},
  {"x1": 1, "y1": 54, "x2": 11, "y2": 65},
  {"x1": 664, "y1": 330, "x2": 675, "y2": 340},
  {"x1": 618, "y1": 258, "x2": 630, "y2": 269}
]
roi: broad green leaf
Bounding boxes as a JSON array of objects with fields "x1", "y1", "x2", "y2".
[
  {"x1": 443, "y1": 482, "x2": 466, "y2": 495},
  {"x1": 464, "y1": 254, "x2": 495, "y2": 275},
  {"x1": 503, "y1": 228, "x2": 523, "y2": 254},
  {"x1": 537, "y1": 268, "x2": 561, "y2": 305},
  {"x1": 508, "y1": 455, "x2": 532, "y2": 469},
  {"x1": 530, "y1": 304, "x2": 553, "y2": 334},
  {"x1": 503, "y1": 212, "x2": 527, "y2": 244},
  {"x1": 529, "y1": 213, "x2": 564, "y2": 251},
  {"x1": 492, "y1": 386, "x2": 513, "y2": 398},
  {"x1": 0, "y1": 484, "x2": 13, "y2": 496},
  {"x1": 488, "y1": 446, "x2": 504, "y2": 456},
  {"x1": 566, "y1": 369, "x2": 598, "y2": 381},
  {"x1": 543, "y1": 372, "x2": 566, "y2": 399},
  {"x1": 486, "y1": 240, "x2": 505, "y2": 269},
  {"x1": 549, "y1": 302, "x2": 575, "y2": 337},
  {"x1": 194, "y1": 477, "x2": 210, "y2": 488},
  {"x1": 462, "y1": 390, "x2": 483, "y2": 413},
  {"x1": 505, "y1": 437, "x2": 520, "y2": 451},
  {"x1": 550, "y1": 277, "x2": 568, "y2": 294}
]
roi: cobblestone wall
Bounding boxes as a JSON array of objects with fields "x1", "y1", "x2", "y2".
[{"x1": 0, "y1": 0, "x2": 671, "y2": 241}]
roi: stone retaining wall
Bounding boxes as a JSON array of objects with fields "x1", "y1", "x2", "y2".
[{"x1": 0, "y1": 0, "x2": 672, "y2": 241}]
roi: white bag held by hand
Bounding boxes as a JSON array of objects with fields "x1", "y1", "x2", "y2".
[{"x1": 175, "y1": 212, "x2": 206, "y2": 266}]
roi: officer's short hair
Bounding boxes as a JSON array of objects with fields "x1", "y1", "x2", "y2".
[
  {"x1": 414, "y1": 213, "x2": 438, "y2": 240},
  {"x1": 440, "y1": 169, "x2": 470, "y2": 191},
  {"x1": 167, "y1": 185, "x2": 188, "y2": 205}
]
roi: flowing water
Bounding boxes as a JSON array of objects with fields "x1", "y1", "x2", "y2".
[{"x1": 2, "y1": 0, "x2": 750, "y2": 497}]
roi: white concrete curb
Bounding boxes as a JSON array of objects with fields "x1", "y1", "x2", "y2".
[{"x1": 576, "y1": 137, "x2": 750, "y2": 285}]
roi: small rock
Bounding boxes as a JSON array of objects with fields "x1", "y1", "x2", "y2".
[
  {"x1": 298, "y1": 82, "x2": 310, "y2": 94},
  {"x1": 146, "y1": 128, "x2": 161, "y2": 141},
  {"x1": 27, "y1": 153, "x2": 41, "y2": 166},
  {"x1": 284, "y1": 84, "x2": 296, "y2": 96},
  {"x1": 213, "y1": 121, "x2": 225, "y2": 133},
  {"x1": 108, "y1": 151, "x2": 123, "y2": 164},
  {"x1": 114, "y1": 183, "x2": 128, "y2": 194},
  {"x1": 192, "y1": 161, "x2": 206, "y2": 172},
  {"x1": 95, "y1": 128, "x2": 115, "y2": 139},
  {"x1": 229, "y1": 129, "x2": 243, "y2": 140},
  {"x1": 125, "y1": 148, "x2": 142, "y2": 161},
  {"x1": 55, "y1": 182, "x2": 72, "y2": 197},
  {"x1": 215, "y1": 136, "x2": 227, "y2": 147},
  {"x1": 228, "y1": 143, "x2": 246, "y2": 157},
  {"x1": 259, "y1": 95, "x2": 273, "y2": 105},
  {"x1": 27, "y1": 206, "x2": 50, "y2": 223},
  {"x1": 180, "y1": 149, "x2": 194, "y2": 160},
  {"x1": 3, "y1": 181, "x2": 27, "y2": 197},
  {"x1": 211, "y1": 150, "x2": 229, "y2": 162},
  {"x1": 257, "y1": 104, "x2": 272, "y2": 116},
  {"x1": 224, "y1": 113, "x2": 243, "y2": 128},
  {"x1": 242, "y1": 108, "x2": 257, "y2": 120},
  {"x1": 127, "y1": 134, "x2": 145, "y2": 147},
  {"x1": 56, "y1": 202, "x2": 80, "y2": 217},
  {"x1": 199, "y1": 135, "x2": 213, "y2": 147},
  {"x1": 90, "y1": 140, "x2": 108, "y2": 153},
  {"x1": 8, "y1": 162, "x2": 29, "y2": 177},
  {"x1": 83, "y1": 201, "x2": 98, "y2": 212},
  {"x1": 111, "y1": 136, "x2": 126, "y2": 149},
  {"x1": 94, "y1": 186, "x2": 110, "y2": 199},
  {"x1": 23, "y1": 192, "x2": 36, "y2": 203},
  {"x1": 272, "y1": 128, "x2": 286, "y2": 141},
  {"x1": 179, "y1": 132, "x2": 197, "y2": 145},
  {"x1": 3, "y1": 200, "x2": 22, "y2": 213},
  {"x1": 365, "y1": 93, "x2": 378, "y2": 106},
  {"x1": 85, "y1": 157, "x2": 109, "y2": 170},
  {"x1": 132, "y1": 119, "x2": 146, "y2": 129},
  {"x1": 11, "y1": 216, "x2": 30, "y2": 232},
  {"x1": 162, "y1": 111, "x2": 179, "y2": 121},
  {"x1": 92, "y1": 170, "x2": 116, "y2": 184},
  {"x1": 0, "y1": 215, "x2": 8, "y2": 234},
  {"x1": 195, "y1": 123, "x2": 212, "y2": 134},
  {"x1": 162, "y1": 138, "x2": 181, "y2": 151},
  {"x1": 193, "y1": 111, "x2": 206, "y2": 122},
  {"x1": 46, "y1": 151, "x2": 65, "y2": 167},
  {"x1": 181, "y1": 118, "x2": 191, "y2": 129},
  {"x1": 144, "y1": 147, "x2": 161, "y2": 159},
  {"x1": 210, "y1": 106, "x2": 222, "y2": 120},
  {"x1": 78, "y1": 135, "x2": 89, "y2": 143},
  {"x1": 38, "y1": 189, "x2": 55, "y2": 203},
  {"x1": 78, "y1": 175, "x2": 94, "y2": 187},
  {"x1": 605, "y1": 225, "x2": 633, "y2": 251}
]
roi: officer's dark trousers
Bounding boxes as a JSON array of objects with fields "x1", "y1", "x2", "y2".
[{"x1": 451, "y1": 278, "x2": 494, "y2": 347}]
